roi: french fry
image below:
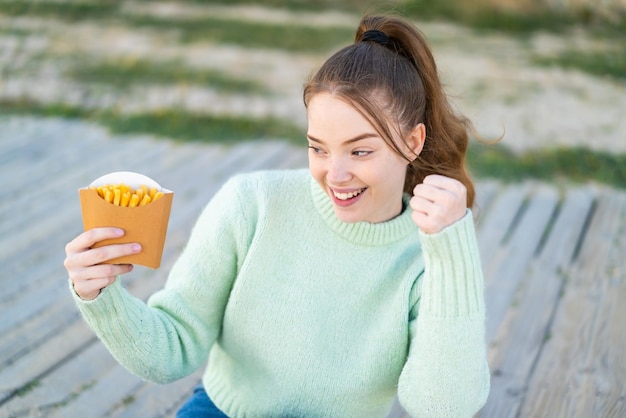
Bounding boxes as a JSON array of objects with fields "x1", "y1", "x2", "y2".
[
  {"x1": 92, "y1": 182, "x2": 164, "y2": 207},
  {"x1": 120, "y1": 183, "x2": 130, "y2": 195},
  {"x1": 113, "y1": 188, "x2": 121, "y2": 206},
  {"x1": 139, "y1": 194, "x2": 152, "y2": 206},
  {"x1": 129, "y1": 194, "x2": 140, "y2": 207},
  {"x1": 121, "y1": 191, "x2": 131, "y2": 207}
]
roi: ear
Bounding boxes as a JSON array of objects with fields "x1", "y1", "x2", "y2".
[{"x1": 406, "y1": 123, "x2": 426, "y2": 159}]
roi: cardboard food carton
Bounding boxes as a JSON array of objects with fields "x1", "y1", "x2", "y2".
[{"x1": 79, "y1": 171, "x2": 173, "y2": 269}]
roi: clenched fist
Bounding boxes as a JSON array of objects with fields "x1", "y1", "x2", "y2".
[{"x1": 410, "y1": 174, "x2": 467, "y2": 234}]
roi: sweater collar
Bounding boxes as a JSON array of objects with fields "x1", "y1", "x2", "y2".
[{"x1": 309, "y1": 176, "x2": 417, "y2": 246}]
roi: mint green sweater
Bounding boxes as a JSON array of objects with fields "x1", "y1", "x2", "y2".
[{"x1": 72, "y1": 169, "x2": 490, "y2": 417}]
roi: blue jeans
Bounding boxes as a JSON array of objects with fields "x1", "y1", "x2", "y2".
[{"x1": 176, "y1": 385, "x2": 229, "y2": 418}]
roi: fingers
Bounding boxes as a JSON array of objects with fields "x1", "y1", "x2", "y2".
[
  {"x1": 64, "y1": 227, "x2": 141, "y2": 300},
  {"x1": 70, "y1": 262, "x2": 134, "y2": 282},
  {"x1": 71, "y1": 242, "x2": 141, "y2": 268},
  {"x1": 65, "y1": 228, "x2": 141, "y2": 268},
  {"x1": 71, "y1": 265, "x2": 132, "y2": 301},
  {"x1": 410, "y1": 175, "x2": 467, "y2": 234},
  {"x1": 413, "y1": 175, "x2": 466, "y2": 204},
  {"x1": 65, "y1": 227, "x2": 124, "y2": 255}
]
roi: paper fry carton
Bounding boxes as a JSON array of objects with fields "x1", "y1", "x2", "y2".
[{"x1": 79, "y1": 171, "x2": 173, "y2": 269}]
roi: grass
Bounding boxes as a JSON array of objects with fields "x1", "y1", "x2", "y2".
[
  {"x1": 0, "y1": 99, "x2": 305, "y2": 144},
  {"x1": 141, "y1": 0, "x2": 626, "y2": 34},
  {"x1": 402, "y1": 0, "x2": 584, "y2": 34},
  {"x1": 0, "y1": 0, "x2": 384, "y2": 17},
  {"x1": 101, "y1": 110, "x2": 304, "y2": 143},
  {"x1": 68, "y1": 58, "x2": 272, "y2": 94},
  {"x1": 0, "y1": 1, "x2": 355, "y2": 52},
  {"x1": 124, "y1": 15, "x2": 354, "y2": 52},
  {"x1": 0, "y1": 27, "x2": 37, "y2": 37},
  {"x1": 15, "y1": 379, "x2": 41, "y2": 397},
  {"x1": 0, "y1": 1, "x2": 119, "y2": 20},
  {"x1": 468, "y1": 142, "x2": 626, "y2": 189},
  {"x1": 534, "y1": 46, "x2": 626, "y2": 81},
  {"x1": 4, "y1": 0, "x2": 620, "y2": 37},
  {"x1": 134, "y1": 0, "x2": 390, "y2": 13}
]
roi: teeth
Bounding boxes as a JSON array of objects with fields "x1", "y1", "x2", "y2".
[{"x1": 333, "y1": 188, "x2": 365, "y2": 200}]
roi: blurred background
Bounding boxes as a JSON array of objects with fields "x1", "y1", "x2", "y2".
[
  {"x1": 1, "y1": 2, "x2": 625, "y2": 417},
  {"x1": 0, "y1": 0, "x2": 625, "y2": 187}
]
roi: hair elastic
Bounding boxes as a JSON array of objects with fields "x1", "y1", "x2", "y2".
[{"x1": 361, "y1": 29, "x2": 390, "y2": 46}]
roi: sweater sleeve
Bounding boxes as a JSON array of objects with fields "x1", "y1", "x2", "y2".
[
  {"x1": 70, "y1": 176, "x2": 252, "y2": 383},
  {"x1": 398, "y1": 210, "x2": 490, "y2": 417}
]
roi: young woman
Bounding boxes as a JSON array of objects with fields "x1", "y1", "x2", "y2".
[{"x1": 64, "y1": 14, "x2": 490, "y2": 417}]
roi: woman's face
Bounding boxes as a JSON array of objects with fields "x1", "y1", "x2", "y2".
[{"x1": 307, "y1": 93, "x2": 419, "y2": 224}]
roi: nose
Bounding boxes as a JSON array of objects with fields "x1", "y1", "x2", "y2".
[{"x1": 326, "y1": 156, "x2": 352, "y2": 184}]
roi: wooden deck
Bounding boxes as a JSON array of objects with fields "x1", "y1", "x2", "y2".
[{"x1": 0, "y1": 116, "x2": 624, "y2": 418}]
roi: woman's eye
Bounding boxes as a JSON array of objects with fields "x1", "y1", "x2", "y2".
[
  {"x1": 353, "y1": 150, "x2": 372, "y2": 157},
  {"x1": 308, "y1": 146, "x2": 323, "y2": 154}
]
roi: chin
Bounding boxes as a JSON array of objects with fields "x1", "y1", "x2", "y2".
[{"x1": 333, "y1": 208, "x2": 366, "y2": 224}]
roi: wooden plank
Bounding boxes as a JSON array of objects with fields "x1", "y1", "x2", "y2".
[
  {"x1": 106, "y1": 371, "x2": 203, "y2": 418},
  {"x1": 1, "y1": 342, "x2": 117, "y2": 417},
  {"x1": 0, "y1": 119, "x2": 114, "y2": 199},
  {"x1": 0, "y1": 117, "x2": 70, "y2": 165},
  {"x1": 0, "y1": 317, "x2": 96, "y2": 402},
  {"x1": 0, "y1": 120, "x2": 151, "y2": 199},
  {"x1": 0, "y1": 297, "x2": 78, "y2": 368},
  {"x1": 520, "y1": 189, "x2": 626, "y2": 417},
  {"x1": 473, "y1": 180, "x2": 500, "y2": 228},
  {"x1": 478, "y1": 187, "x2": 596, "y2": 417},
  {"x1": 574, "y1": 275, "x2": 626, "y2": 416},
  {"x1": 476, "y1": 183, "x2": 530, "y2": 274},
  {"x1": 0, "y1": 277, "x2": 70, "y2": 336},
  {"x1": 483, "y1": 184, "x2": 559, "y2": 342},
  {"x1": 47, "y1": 364, "x2": 145, "y2": 418}
]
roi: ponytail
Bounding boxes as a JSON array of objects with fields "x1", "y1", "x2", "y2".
[{"x1": 304, "y1": 14, "x2": 477, "y2": 208}]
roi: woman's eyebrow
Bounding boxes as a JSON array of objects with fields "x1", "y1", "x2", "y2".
[{"x1": 306, "y1": 133, "x2": 379, "y2": 145}]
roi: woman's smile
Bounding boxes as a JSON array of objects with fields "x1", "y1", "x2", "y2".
[{"x1": 330, "y1": 186, "x2": 367, "y2": 206}]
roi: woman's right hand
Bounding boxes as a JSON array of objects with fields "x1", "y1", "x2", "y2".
[{"x1": 64, "y1": 227, "x2": 141, "y2": 301}]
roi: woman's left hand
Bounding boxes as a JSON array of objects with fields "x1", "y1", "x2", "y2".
[{"x1": 410, "y1": 174, "x2": 467, "y2": 234}]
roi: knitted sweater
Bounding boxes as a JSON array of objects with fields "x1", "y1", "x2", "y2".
[{"x1": 72, "y1": 169, "x2": 490, "y2": 417}]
